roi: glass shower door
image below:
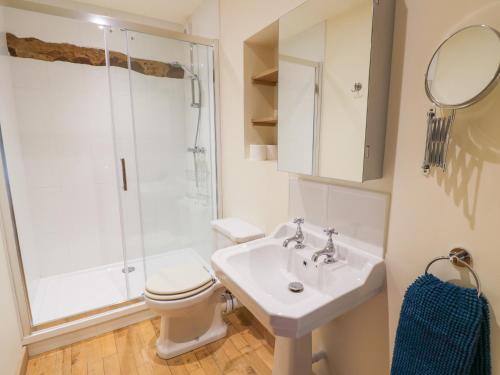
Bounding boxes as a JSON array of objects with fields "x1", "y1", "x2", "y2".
[
  {"x1": 0, "y1": 7, "x2": 217, "y2": 327},
  {"x1": 109, "y1": 29, "x2": 218, "y2": 295},
  {"x1": 0, "y1": 11, "x2": 131, "y2": 326}
]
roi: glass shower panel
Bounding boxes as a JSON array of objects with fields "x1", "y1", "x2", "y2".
[
  {"x1": 105, "y1": 27, "x2": 146, "y2": 300},
  {"x1": 0, "y1": 7, "x2": 128, "y2": 325},
  {"x1": 184, "y1": 42, "x2": 218, "y2": 264},
  {"x1": 123, "y1": 31, "x2": 217, "y2": 290}
]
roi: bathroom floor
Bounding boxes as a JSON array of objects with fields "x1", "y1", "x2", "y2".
[{"x1": 26, "y1": 309, "x2": 274, "y2": 374}]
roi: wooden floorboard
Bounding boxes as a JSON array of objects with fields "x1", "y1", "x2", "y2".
[{"x1": 26, "y1": 311, "x2": 274, "y2": 375}]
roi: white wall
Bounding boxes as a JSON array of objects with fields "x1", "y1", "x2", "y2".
[
  {"x1": 2, "y1": 8, "x2": 125, "y2": 281},
  {"x1": 0, "y1": 6, "x2": 24, "y2": 375},
  {"x1": 30, "y1": 0, "x2": 186, "y2": 32},
  {"x1": 187, "y1": 0, "x2": 219, "y2": 39},
  {"x1": 190, "y1": 0, "x2": 293, "y2": 234},
  {"x1": 0, "y1": 237, "x2": 22, "y2": 375},
  {"x1": 0, "y1": 8, "x2": 41, "y2": 301},
  {"x1": 386, "y1": 0, "x2": 500, "y2": 371},
  {"x1": 279, "y1": 21, "x2": 325, "y2": 62},
  {"x1": 218, "y1": 0, "x2": 304, "y2": 234},
  {"x1": 212, "y1": 0, "x2": 500, "y2": 374}
]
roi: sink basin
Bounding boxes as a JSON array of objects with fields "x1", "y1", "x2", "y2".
[{"x1": 211, "y1": 222, "x2": 385, "y2": 338}]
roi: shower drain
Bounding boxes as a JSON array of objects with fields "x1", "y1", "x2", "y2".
[{"x1": 122, "y1": 266, "x2": 136, "y2": 273}]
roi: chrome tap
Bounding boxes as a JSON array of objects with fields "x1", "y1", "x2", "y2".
[
  {"x1": 312, "y1": 228, "x2": 338, "y2": 264},
  {"x1": 283, "y1": 217, "x2": 305, "y2": 249}
]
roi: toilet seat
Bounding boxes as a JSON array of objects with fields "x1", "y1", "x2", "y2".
[
  {"x1": 145, "y1": 279, "x2": 215, "y2": 301},
  {"x1": 145, "y1": 260, "x2": 215, "y2": 301}
]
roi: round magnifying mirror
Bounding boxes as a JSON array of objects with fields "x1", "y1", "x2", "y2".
[{"x1": 425, "y1": 25, "x2": 500, "y2": 109}]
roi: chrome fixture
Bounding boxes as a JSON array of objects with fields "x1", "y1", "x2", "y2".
[
  {"x1": 422, "y1": 25, "x2": 500, "y2": 174},
  {"x1": 425, "y1": 25, "x2": 500, "y2": 110},
  {"x1": 351, "y1": 82, "x2": 362, "y2": 93},
  {"x1": 170, "y1": 61, "x2": 201, "y2": 109},
  {"x1": 187, "y1": 146, "x2": 206, "y2": 154},
  {"x1": 170, "y1": 61, "x2": 203, "y2": 152},
  {"x1": 122, "y1": 266, "x2": 135, "y2": 273},
  {"x1": 421, "y1": 108, "x2": 455, "y2": 174},
  {"x1": 312, "y1": 228, "x2": 338, "y2": 264},
  {"x1": 171, "y1": 58, "x2": 206, "y2": 189},
  {"x1": 283, "y1": 217, "x2": 305, "y2": 249},
  {"x1": 288, "y1": 281, "x2": 304, "y2": 293},
  {"x1": 425, "y1": 248, "x2": 481, "y2": 297}
]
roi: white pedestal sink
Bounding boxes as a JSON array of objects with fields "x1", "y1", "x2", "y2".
[{"x1": 211, "y1": 222, "x2": 385, "y2": 375}]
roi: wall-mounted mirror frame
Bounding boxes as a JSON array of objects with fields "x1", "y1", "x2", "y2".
[
  {"x1": 422, "y1": 24, "x2": 500, "y2": 174},
  {"x1": 425, "y1": 24, "x2": 500, "y2": 110}
]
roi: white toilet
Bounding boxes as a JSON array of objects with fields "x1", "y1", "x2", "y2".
[{"x1": 144, "y1": 218, "x2": 264, "y2": 359}]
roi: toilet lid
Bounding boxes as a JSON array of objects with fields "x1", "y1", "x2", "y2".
[
  {"x1": 144, "y1": 280, "x2": 214, "y2": 301},
  {"x1": 145, "y1": 261, "x2": 213, "y2": 296}
]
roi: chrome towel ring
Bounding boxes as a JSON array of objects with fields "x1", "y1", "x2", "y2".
[{"x1": 425, "y1": 248, "x2": 481, "y2": 298}]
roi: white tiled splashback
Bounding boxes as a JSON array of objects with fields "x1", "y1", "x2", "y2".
[{"x1": 288, "y1": 177, "x2": 390, "y2": 258}]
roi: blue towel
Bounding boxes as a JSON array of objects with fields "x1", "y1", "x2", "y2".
[{"x1": 391, "y1": 274, "x2": 490, "y2": 375}]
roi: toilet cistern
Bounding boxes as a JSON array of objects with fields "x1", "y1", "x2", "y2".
[
  {"x1": 311, "y1": 228, "x2": 338, "y2": 264},
  {"x1": 282, "y1": 217, "x2": 305, "y2": 249}
]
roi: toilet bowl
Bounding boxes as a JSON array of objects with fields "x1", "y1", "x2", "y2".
[{"x1": 144, "y1": 218, "x2": 264, "y2": 359}]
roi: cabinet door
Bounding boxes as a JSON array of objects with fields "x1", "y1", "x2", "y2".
[
  {"x1": 278, "y1": 0, "x2": 394, "y2": 182},
  {"x1": 278, "y1": 56, "x2": 319, "y2": 175},
  {"x1": 318, "y1": 1, "x2": 372, "y2": 182}
]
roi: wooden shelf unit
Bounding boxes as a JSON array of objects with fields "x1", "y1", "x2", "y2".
[
  {"x1": 252, "y1": 67, "x2": 278, "y2": 86},
  {"x1": 244, "y1": 21, "x2": 279, "y2": 159},
  {"x1": 251, "y1": 116, "x2": 277, "y2": 126}
]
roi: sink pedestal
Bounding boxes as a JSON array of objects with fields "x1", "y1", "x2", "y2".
[{"x1": 273, "y1": 334, "x2": 312, "y2": 375}]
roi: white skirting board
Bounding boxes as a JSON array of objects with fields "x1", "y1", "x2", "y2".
[
  {"x1": 16, "y1": 346, "x2": 28, "y2": 375},
  {"x1": 25, "y1": 302, "x2": 157, "y2": 356}
]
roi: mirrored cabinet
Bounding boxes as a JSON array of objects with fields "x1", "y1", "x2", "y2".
[{"x1": 277, "y1": 0, "x2": 395, "y2": 182}]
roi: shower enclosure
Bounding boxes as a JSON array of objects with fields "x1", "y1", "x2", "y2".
[{"x1": 0, "y1": 5, "x2": 218, "y2": 328}]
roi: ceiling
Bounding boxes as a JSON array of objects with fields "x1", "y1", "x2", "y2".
[
  {"x1": 280, "y1": 0, "x2": 370, "y2": 40},
  {"x1": 75, "y1": 0, "x2": 204, "y2": 25}
]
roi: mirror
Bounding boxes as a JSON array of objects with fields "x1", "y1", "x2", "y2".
[
  {"x1": 278, "y1": 0, "x2": 394, "y2": 182},
  {"x1": 421, "y1": 25, "x2": 500, "y2": 174},
  {"x1": 277, "y1": 17, "x2": 324, "y2": 175},
  {"x1": 425, "y1": 25, "x2": 500, "y2": 109}
]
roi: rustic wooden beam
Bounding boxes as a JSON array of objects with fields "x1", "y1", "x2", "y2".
[{"x1": 6, "y1": 33, "x2": 185, "y2": 79}]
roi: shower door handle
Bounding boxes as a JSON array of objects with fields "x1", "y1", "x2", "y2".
[{"x1": 120, "y1": 158, "x2": 128, "y2": 191}]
